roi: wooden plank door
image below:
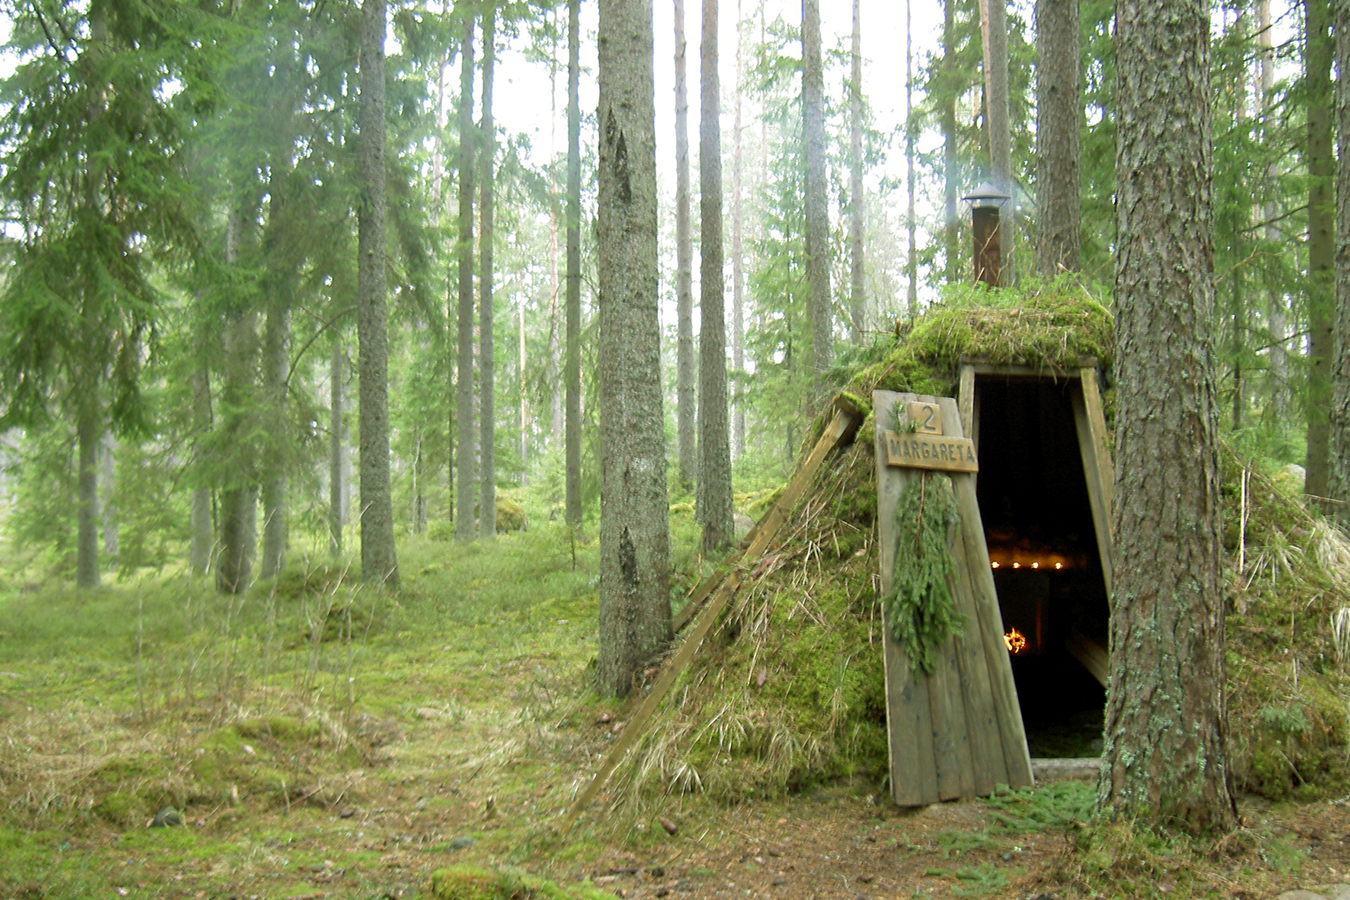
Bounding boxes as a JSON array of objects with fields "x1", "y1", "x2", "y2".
[{"x1": 874, "y1": 390, "x2": 1033, "y2": 806}]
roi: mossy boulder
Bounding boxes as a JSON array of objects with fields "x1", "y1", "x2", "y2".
[
  {"x1": 496, "y1": 496, "x2": 527, "y2": 533},
  {"x1": 429, "y1": 865, "x2": 617, "y2": 900}
]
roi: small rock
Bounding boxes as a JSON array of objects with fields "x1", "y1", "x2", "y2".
[
  {"x1": 659, "y1": 817, "x2": 678, "y2": 835},
  {"x1": 1276, "y1": 892, "x2": 1329, "y2": 900},
  {"x1": 446, "y1": 836, "x2": 476, "y2": 851},
  {"x1": 339, "y1": 809, "x2": 355, "y2": 819},
  {"x1": 1325, "y1": 886, "x2": 1350, "y2": 900},
  {"x1": 150, "y1": 808, "x2": 182, "y2": 828}
]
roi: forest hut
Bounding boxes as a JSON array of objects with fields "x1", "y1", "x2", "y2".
[{"x1": 585, "y1": 280, "x2": 1349, "y2": 818}]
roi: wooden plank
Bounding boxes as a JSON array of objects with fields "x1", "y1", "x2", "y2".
[
  {"x1": 1066, "y1": 628, "x2": 1109, "y2": 688},
  {"x1": 958, "y1": 364, "x2": 976, "y2": 441},
  {"x1": 1078, "y1": 367, "x2": 1115, "y2": 525},
  {"x1": 560, "y1": 403, "x2": 860, "y2": 832},
  {"x1": 874, "y1": 390, "x2": 940, "y2": 807},
  {"x1": 960, "y1": 356, "x2": 1099, "y2": 378},
  {"x1": 670, "y1": 395, "x2": 860, "y2": 635},
  {"x1": 927, "y1": 528, "x2": 977, "y2": 800},
  {"x1": 942, "y1": 403, "x2": 1007, "y2": 797},
  {"x1": 1071, "y1": 375, "x2": 1114, "y2": 594},
  {"x1": 948, "y1": 450, "x2": 1034, "y2": 790},
  {"x1": 882, "y1": 431, "x2": 979, "y2": 473}
]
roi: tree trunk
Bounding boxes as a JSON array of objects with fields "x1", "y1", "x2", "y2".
[
  {"x1": 979, "y1": 0, "x2": 1013, "y2": 281},
  {"x1": 479, "y1": 6, "x2": 497, "y2": 541},
  {"x1": 732, "y1": 0, "x2": 746, "y2": 459},
  {"x1": 1258, "y1": 0, "x2": 1288, "y2": 422},
  {"x1": 596, "y1": 0, "x2": 672, "y2": 697},
  {"x1": 802, "y1": 0, "x2": 832, "y2": 375},
  {"x1": 99, "y1": 431, "x2": 117, "y2": 559},
  {"x1": 906, "y1": 0, "x2": 918, "y2": 315},
  {"x1": 76, "y1": 398, "x2": 101, "y2": 588},
  {"x1": 675, "y1": 0, "x2": 698, "y2": 489},
  {"x1": 1034, "y1": 0, "x2": 1081, "y2": 276},
  {"x1": 1306, "y1": 0, "x2": 1334, "y2": 502},
  {"x1": 565, "y1": 0, "x2": 583, "y2": 528},
  {"x1": 1328, "y1": 0, "x2": 1350, "y2": 529},
  {"x1": 519, "y1": 297, "x2": 528, "y2": 485},
  {"x1": 1101, "y1": 0, "x2": 1237, "y2": 832},
  {"x1": 698, "y1": 0, "x2": 733, "y2": 553},
  {"x1": 456, "y1": 13, "x2": 478, "y2": 540},
  {"x1": 942, "y1": 0, "x2": 960, "y2": 282},
  {"x1": 357, "y1": 0, "x2": 399, "y2": 587},
  {"x1": 260, "y1": 301, "x2": 289, "y2": 578},
  {"x1": 847, "y1": 0, "x2": 865, "y2": 343},
  {"x1": 217, "y1": 207, "x2": 258, "y2": 596},
  {"x1": 189, "y1": 349, "x2": 213, "y2": 575},
  {"x1": 329, "y1": 335, "x2": 347, "y2": 558},
  {"x1": 979, "y1": 0, "x2": 1012, "y2": 191}
]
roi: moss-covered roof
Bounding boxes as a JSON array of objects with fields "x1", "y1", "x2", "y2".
[{"x1": 609, "y1": 280, "x2": 1348, "y2": 813}]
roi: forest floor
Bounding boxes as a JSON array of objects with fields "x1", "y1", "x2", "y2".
[{"x1": 1, "y1": 527, "x2": 1348, "y2": 900}]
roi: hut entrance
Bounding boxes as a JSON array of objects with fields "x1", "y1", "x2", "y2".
[{"x1": 959, "y1": 361, "x2": 1113, "y2": 759}]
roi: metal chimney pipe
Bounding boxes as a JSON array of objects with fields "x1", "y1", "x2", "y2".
[{"x1": 962, "y1": 182, "x2": 1011, "y2": 288}]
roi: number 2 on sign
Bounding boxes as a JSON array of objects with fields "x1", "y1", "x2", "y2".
[{"x1": 907, "y1": 401, "x2": 942, "y2": 435}]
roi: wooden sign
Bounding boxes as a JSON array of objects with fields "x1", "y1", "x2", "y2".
[{"x1": 883, "y1": 430, "x2": 979, "y2": 473}]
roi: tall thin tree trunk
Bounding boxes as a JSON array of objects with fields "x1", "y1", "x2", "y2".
[
  {"x1": 189, "y1": 352, "x2": 213, "y2": 575},
  {"x1": 942, "y1": 0, "x2": 960, "y2": 283},
  {"x1": 1328, "y1": 0, "x2": 1350, "y2": 528},
  {"x1": 848, "y1": 0, "x2": 866, "y2": 343},
  {"x1": 906, "y1": 0, "x2": 918, "y2": 314},
  {"x1": 565, "y1": 0, "x2": 583, "y2": 527},
  {"x1": 802, "y1": 0, "x2": 832, "y2": 375},
  {"x1": 675, "y1": 0, "x2": 698, "y2": 489},
  {"x1": 357, "y1": 0, "x2": 399, "y2": 586},
  {"x1": 596, "y1": 0, "x2": 672, "y2": 697},
  {"x1": 100, "y1": 431, "x2": 117, "y2": 559},
  {"x1": 260, "y1": 301, "x2": 289, "y2": 578},
  {"x1": 456, "y1": 14, "x2": 478, "y2": 540},
  {"x1": 479, "y1": 7, "x2": 497, "y2": 541},
  {"x1": 1034, "y1": 0, "x2": 1081, "y2": 275},
  {"x1": 1102, "y1": 0, "x2": 1237, "y2": 832},
  {"x1": 1307, "y1": 0, "x2": 1334, "y2": 500},
  {"x1": 732, "y1": 0, "x2": 746, "y2": 458},
  {"x1": 329, "y1": 335, "x2": 346, "y2": 557},
  {"x1": 519, "y1": 296, "x2": 528, "y2": 485},
  {"x1": 1258, "y1": 0, "x2": 1288, "y2": 421},
  {"x1": 217, "y1": 206, "x2": 257, "y2": 595},
  {"x1": 979, "y1": 0, "x2": 1013, "y2": 281},
  {"x1": 698, "y1": 0, "x2": 733, "y2": 552},
  {"x1": 76, "y1": 398, "x2": 101, "y2": 588}
]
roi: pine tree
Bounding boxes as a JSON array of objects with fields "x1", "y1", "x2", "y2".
[
  {"x1": 802, "y1": 0, "x2": 832, "y2": 374},
  {"x1": 357, "y1": 0, "x2": 399, "y2": 587},
  {"x1": 698, "y1": 0, "x2": 734, "y2": 552},
  {"x1": 675, "y1": 0, "x2": 698, "y2": 489},
  {"x1": 565, "y1": 0, "x2": 583, "y2": 528},
  {"x1": 456, "y1": 11, "x2": 478, "y2": 540},
  {"x1": 0, "y1": 0, "x2": 203, "y2": 588},
  {"x1": 1102, "y1": 0, "x2": 1237, "y2": 831},
  {"x1": 479, "y1": 5, "x2": 498, "y2": 541},
  {"x1": 595, "y1": 0, "x2": 672, "y2": 697},
  {"x1": 1034, "y1": 0, "x2": 1081, "y2": 275},
  {"x1": 1306, "y1": 0, "x2": 1335, "y2": 500}
]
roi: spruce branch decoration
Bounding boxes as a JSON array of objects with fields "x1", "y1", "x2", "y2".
[{"x1": 883, "y1": 470, "x2": 965, "y2": 675}]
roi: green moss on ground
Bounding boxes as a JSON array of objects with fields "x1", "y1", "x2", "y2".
[{"x1": 429, "y1": 864, "x2": 618, "y2": 900}]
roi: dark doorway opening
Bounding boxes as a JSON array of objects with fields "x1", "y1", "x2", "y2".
[{"x1": 974, "y1": 376, "x2": 1109, "y2": 758}]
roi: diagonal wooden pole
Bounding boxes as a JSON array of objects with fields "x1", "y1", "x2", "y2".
[{"x1": 560, "y1": 398, "x2": 861, "y2": 833}]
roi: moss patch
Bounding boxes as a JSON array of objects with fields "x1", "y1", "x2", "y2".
[{"x1": 429, "y1": 864, "x2": 619, "y2": 900}]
